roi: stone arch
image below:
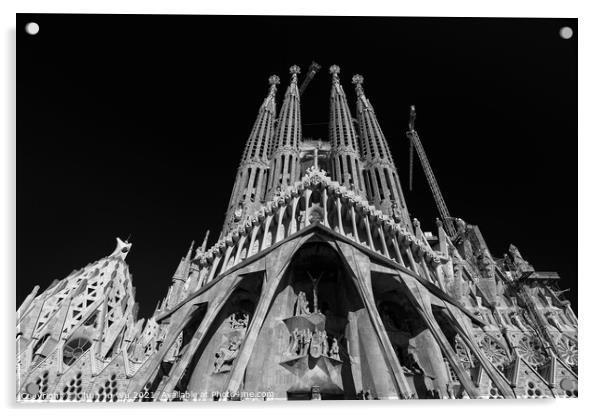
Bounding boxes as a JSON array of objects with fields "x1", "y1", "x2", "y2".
[{"x1": 243, "y1": 240, "x2": 396, "y2": 400}]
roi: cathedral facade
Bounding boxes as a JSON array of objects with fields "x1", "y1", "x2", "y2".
[{"x1": 16, "y1": 64, "x2": 578, "y2": 401}]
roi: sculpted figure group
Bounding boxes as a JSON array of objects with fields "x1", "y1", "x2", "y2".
[
  {"x1": 229, "y1": 312, "x2": 249, "y2": 330},
  {"x1": 286, "y1": 327, "x2": 340, "y2": 361},
  {"x1": 213, "y1": 338, "x2": 242, "y2": 373},
  {"x1": 294, "y1": 291, "x2": 311, "y2": 316}
]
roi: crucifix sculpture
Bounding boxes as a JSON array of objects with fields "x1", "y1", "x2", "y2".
[{"x1": 307, "y1": 271, "x2": 323, "y2": 314}]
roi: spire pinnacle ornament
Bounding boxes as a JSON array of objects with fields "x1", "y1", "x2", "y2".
[
  {"x1": 351, "y1": 74, "x2": 364, "y2": 95},
  {"x1": 111, "y1": 237, "x2": 132, "y2": 260},
  {"x1": 185, "y1": 240, "x2": 195, "y2": 261},
  {"x1": 268, "y1": 74, "x2": 280, "y2": 94},
  {"x1": 289, "y1": 65, "x2": 301, "y2": 83},
  {"x1": 200, "y1": 230, "x2": 210, "y2": 253},
  {"x1": 329, "y1": 64, "x2": 340, "y2": 83}
]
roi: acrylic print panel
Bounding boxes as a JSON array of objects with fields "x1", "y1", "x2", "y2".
[{"x1": 16, "y1": 14, "x2": 577, "y2": 402}]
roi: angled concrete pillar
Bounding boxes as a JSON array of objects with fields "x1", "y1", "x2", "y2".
[
  {"x1": 333, "y1": 240, "x2": 414, "y2": 399},
  {"x1": 395, "y1": 273, "x2": 481, "y2": 398},
  {"x1": 153, "y1": 272, "x2": 247, "y2": 398},
  {"x1": 126, "y1": 302, "x2": 203, "y2": 398},
  {"x1": 222, "y1": 235, "x2": 313, "y2": 396}
]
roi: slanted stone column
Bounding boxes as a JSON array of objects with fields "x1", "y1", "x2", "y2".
[
  {"x1": 333, "y1": 240, "x2": 415, "y2": 399},
  {"x1": 222, "y1": 235, "x2": 313, "y2": 397},
  {"x1": 395, "y1": 273, "x2": 481, "y2": 398},
  {"x1": 153, "y1": 272, "x2": 248, "y2": 399}
]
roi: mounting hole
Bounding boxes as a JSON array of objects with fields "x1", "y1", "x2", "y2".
[
  {"x1": 559, "y1": 26, "x2": 573, "y2": 39},
  {"x1": 25, "y1": 22, "x2": 39, "y2": 35}
]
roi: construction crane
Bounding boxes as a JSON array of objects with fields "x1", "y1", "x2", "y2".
[
  {"x1": 299, "y1": 61, "x2": 321, "y2": 97},
  {"x1": 406, "y1": 105, "x2": 457, "y2": 236}
]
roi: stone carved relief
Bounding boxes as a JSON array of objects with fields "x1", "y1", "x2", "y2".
[
  {"x1": 213, "y1": 338, "x2": 242, "y2": 374},
  {"x1": 233, "y1": 204, "x2": 243, "y2": 222},
  {"x1": 379, "y1": 191, "x2": 392, "y2": 216},
  {"x1": 308, "y1": 204, "x2": 324, "y2": 223},
  {"x1": 510, "y1": 311, "x2": 532, "y2": 333},
  {"x1": 556, "y1": 336, "x2": 578, "y2": 367},
  {"x1": 508, "y1": 244, "x2": 534, "y2": 273},
  {"x1": 310, "y1": 330, "x2": 325, "y2": 358},
  {"x1": 212, "y1": 311, "x2": 250, "y2": 374},
  {"x1": 478, "y1": 334, "x2": 509, "y2": 370},
  {"x1": 229, "y1": 313, "x2": 249, "y2": 330},
  {"x1": 455, "y1": 218, "x2": 467, "y2": 237},
  {"x1": 448, "y1": 249, "x2": 469, "y2": 299},
  {"x1": 516, "y1": 335, "x2": 546, "y2": 367},
  {"x1": 454, "y1": 335, "x2": 475, "y2": 370},
  {"x1": 285, "y1": 327, "x2": 339, "y2": 361},
  {"x1": 391, "y1": 202, "x2": 403, "y2": 224},
  {"x1": 294, "y1": 291, "x2": 311, "y2": 316},
  {"x1": 476, "y1": 249, "x2": 495, "y2": 279},
  {"x1": 165, "y1": 332, "x2": 183, "y2": 361},
  {"x1": 329, "y1": 338, "x2": 340, "y2": 361},
  {"x1": 545, "y1": 311, "x2": 564, "y2": 332},
  {"x1": 286, "y1": 328, "x2": 301, "y2": 356}
]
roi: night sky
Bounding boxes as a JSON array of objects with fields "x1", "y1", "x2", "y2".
[{"x1": 17, "y1": 14, "x2": 577, "y2": 317}]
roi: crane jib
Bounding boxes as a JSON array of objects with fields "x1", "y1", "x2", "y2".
[{"x1": 405, "y1": 126, "x2": 456, "y2": 237}]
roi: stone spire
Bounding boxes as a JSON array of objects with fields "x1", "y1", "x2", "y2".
[
  {"x1": 167, "y1": 241, "x2": 195, "y2": 308},
  {"x1": 241, "y1": 75, "x2": 280, "y2": 163},
  {"x1": 328, "y1": 65, "x2": 365, "y2": 195},
  {"x1": 222, "y1": 76, "x2": 280, "y2": 236},
  {"x1": 110, "y1": 237, "x2": 132, "y2": 261},
  {"x1": 200, "y1": 230, "x2": 210, "y2": 253},
  {"x1": 353, "y1": 74, "x2": 411, "y2": 227},
  {"x1": 266, "y1": 65, "x2": 302, "y2": 197}
]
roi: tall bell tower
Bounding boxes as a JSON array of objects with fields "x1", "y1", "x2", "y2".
[
  {"x1": 266, "y1": 65, "x2": 303, "y2": 198},
  {"x1": 222, "y1": 75, "x2": 280, "y2": 236},
  {"x1": 328, "y1": 65, "x2": 366, "y2": 196},
  {"x1": 352, "y1": 74, "x2": 412, "y2": 228}
]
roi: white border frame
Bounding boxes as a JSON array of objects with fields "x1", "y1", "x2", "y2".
[{"x1": 2, "y1": 1, "x2": 599, "y2": 416}]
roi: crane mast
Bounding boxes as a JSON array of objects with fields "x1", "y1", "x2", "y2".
[
  {"x1": 299, "y1": 61, "x2": 321, "y2": 97},
  {"x1": 406, "y1": 105, "x2": 457, "y2": 236}
]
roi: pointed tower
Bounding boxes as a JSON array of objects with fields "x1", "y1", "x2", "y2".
[
  {"x1": 165, "y1": 241, "x2": 195, "y2": 309},
  {"x1": 352, "y1": 74, "x2": 412, "y2": 227},
  {"x1": 222, "y1": 75, "x2": 280, "y2": 236},
  {"x1": 328, "y1": 65, "x2": 366, "y2": 195},
  {"x1": 266, "y1": 65, "x2": 302, "y2": 198}
]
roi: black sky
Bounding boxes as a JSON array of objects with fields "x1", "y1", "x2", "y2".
[{"x1": 17, "y1": 14, "x2": 577, "y2": 317}]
